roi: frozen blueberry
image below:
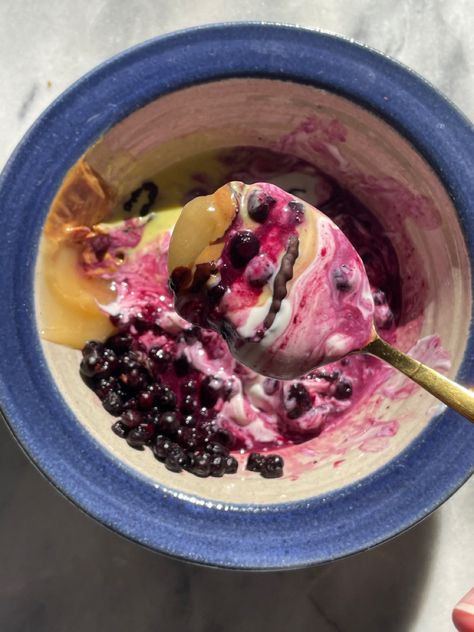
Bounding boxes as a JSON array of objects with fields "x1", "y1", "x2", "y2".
[
  {"x1": 122, "y1": 397, "x2": 139, "y2": 412},
  {"x1": 174, "y1": 354, "x2": 190, "y2": 377},
  {"x1": 165, "y1": 447, "x2": 188, "y2": 473},
  {"x1": 198, "y1": 406, "x2": 211, "y2": 421},
  {"x1": 211, "y1": 428, "x2": 233, "y2": 448},
  {"x1": 182, "y1": 379, "x2": 197, "y2": 395},
  {"x1": 247, "y1": 190, "x2": 276, "y2": 223},
  {"x1": 210, "y1": 455, "x2": 227, "y2": 477},
  {"x1": 118, "y1": 352, "x2": 142, "y2": 374},
  {"x1": 200, "y1": 375, "x2": 224, "y2": 408},
  {"x1": 287, "y1": 200, "x2": 305, "y2": 223},
  {"x1": 205, "y1": 442, "x2": 229, "y2": 457},
  {"x1": 94, "y1": 376, "x2": 120, "y2": 400},
  {"x1": 80, "y1": 347, "x2": 118, "y2": 379},
  {"x1": 157, "y1": 411, "x2": 180, "y2": 435},
  {"x1": 229, "y1": 231, "x2": 260, "y2": 268},
  {"x1": 153, "y1": 436, "x2": 175, "y2": 460},
  {"x1": 224, "y1": 455, "x2": 238, "y2": 474},
  {"x1": 246, "y1": 452, "x2": 265, "y2": 472},
  {"x1": 105, "y1": 332, "x2": 134, "y2": 354},
  {"x1": 120, "y1": 409, "x2": 143, "y2": 429},
  {"x1": 261, "y1": 454, "x2": 284, "y2": 479},
  {"x1": 102, "y1": 391, "x2": 125, "y2": 416},
  {"x1": 189, "y1": 451, "x2": 212, "y2": 478},
  {"x1": 176, "y1": 427, "x2": 202, "y2": 451},
  {"x1": 314, "y1": 369, "x2": 340, "y2": 382},
  {"x1": 120, "y1": 367, "x2": 150, "y2": 393},
  {"x1": 200, "y1": 420, "x2": 218, "y2": 439},
  {"x1": 109, "y1": 313, "x2": 128, "y2": 330},
  {"x1": 333, "y1": 265, "x2": 352, "y2": 292},
  {"x1": 245, "y1": 254, "x2": 274, "y2": 287},
  {"x1": 286, "y1": 383, "x2": 312, "y2": 419},
  {"x1": 137, "y1": 389, "x2": 156, "y2": 411},
  {"x1": 111, "y1": 420, "x2": 128, "y2": 438},
  {"x1": 133, "y1": 312, "x2": 153, "y2": 333},
  {"x1": 181, "y1": 394, "x2": 198, "y2": 414},
  {"x1": 155, "y1": 386, "x2": 177, "y2": 411},
  {"x1": 334, "y1": 379, "x2": 353, "y2": 400},
  {"x1": 138, "y1": 422, "x2": 156, "y2": 442},
  {"x1": 182, "y1": 415, "x2": 197, "y2": 428},
  {"x1": 82, "y1": 340, "x2": 104, "y2": 358},
  {"x1": 145, "y1": 407, "x2": 161, "y2": 426},
  {"x1": 149, "y1": 346, "x2": 171, "y2": 374},
  {"x1": 126, "y1": 423, "x2": 155, "y2": 449},
  {"x1": 104, "y1": 349, "x2": 119, "y2": 373}
]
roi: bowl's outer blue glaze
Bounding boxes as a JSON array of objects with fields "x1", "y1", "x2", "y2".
[{"x1": 0, "y1": 23, "x2": 473, "y2": 569}]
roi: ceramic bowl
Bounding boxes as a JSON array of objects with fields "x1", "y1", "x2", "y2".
[{"x1": 0, "y1": 23, "x2": 473, "y2": 569}]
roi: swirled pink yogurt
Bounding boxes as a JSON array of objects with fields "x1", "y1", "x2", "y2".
[
  {"x1": 72, "y1": 147, "x2": 447, "y2": 459},
  {"x1": 169, "y1": 182, "x2": 375, "y2": 379}
]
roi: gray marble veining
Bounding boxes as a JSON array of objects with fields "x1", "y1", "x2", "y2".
[{"x1": 0, "y1": 1, "x2": 473, "y2": 631}]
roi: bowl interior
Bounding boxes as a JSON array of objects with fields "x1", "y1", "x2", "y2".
[{"x1": 36, "y1": 78, "x2": 471, "y2": 504}]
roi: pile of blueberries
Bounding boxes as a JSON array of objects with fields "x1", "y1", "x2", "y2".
[{"x1": 79, "y1": 325, "x2": 284, "y2": 479}]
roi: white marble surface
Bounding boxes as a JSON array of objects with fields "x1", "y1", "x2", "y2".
[{"x1": 0, "y1": 1, "x2": 473, "y2": 631}]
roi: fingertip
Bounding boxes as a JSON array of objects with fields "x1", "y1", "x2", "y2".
[{"x1": 453, "y1": 588, "x2": 474, "y2": 632}]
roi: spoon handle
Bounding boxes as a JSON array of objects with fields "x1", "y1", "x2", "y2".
[{"x1": 364, "y1": 335, "x2": 474, "y2": 423}]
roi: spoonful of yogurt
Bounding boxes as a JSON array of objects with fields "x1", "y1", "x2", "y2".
[{"x1": 168, "y1": 181, "x2": 474, "y2": 423}]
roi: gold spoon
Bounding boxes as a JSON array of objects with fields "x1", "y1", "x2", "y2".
[
  {"x1": 169, "y1": 181, "x2": 474, "y2": 424},
  {"x1": 364, "y1": 333, "x2": 474, "y2": 423}
]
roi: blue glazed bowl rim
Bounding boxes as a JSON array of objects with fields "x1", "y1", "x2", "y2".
[{"x1": 0, "y1": 22, "x2": 473, "y2": 570}]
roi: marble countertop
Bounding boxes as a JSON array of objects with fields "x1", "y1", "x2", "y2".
[{"x1": 0, "y1": 2, "x2": 473, "y2": 631}]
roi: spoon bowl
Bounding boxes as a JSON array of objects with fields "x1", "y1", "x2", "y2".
[
  {"x1": 170, "y1": 181, "x2": 474, "y2": 424},
  {"x1": 170, "y1": 181, "x2": 375, "y2": 378}
]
